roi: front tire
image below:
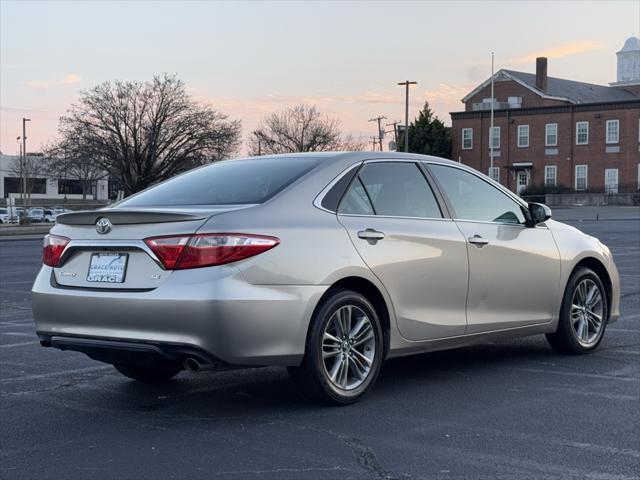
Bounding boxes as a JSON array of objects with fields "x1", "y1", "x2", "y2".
[
  {"x1": 114, "y1": 362, "x2": 182, "y2": 383},
  {"x1": 546, "y1": 267, "x2": 608, "y2": 354},
  {"x1": 288, "y1": 288, "x2": 384, "y2": 405}
]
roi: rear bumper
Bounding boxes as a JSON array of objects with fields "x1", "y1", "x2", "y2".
[{"x1": 32, "y1": 265, "x2": 326, "y2": 366}]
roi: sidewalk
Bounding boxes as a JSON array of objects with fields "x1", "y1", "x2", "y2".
[{"x1": 0, "y1": 224, "x2": 52, "y2": 238}]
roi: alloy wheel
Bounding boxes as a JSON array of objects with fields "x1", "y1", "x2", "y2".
[
  {"x1": 321, "y1": 305, "x2": 376, "y2": 391},
  {"x1": 571, "y1": 279, "x2": 604, "y2": 347}
]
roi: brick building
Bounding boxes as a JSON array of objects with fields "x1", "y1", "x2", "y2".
[{"x1": 451, "y1": 37, "x2": 640, "y2": 195}]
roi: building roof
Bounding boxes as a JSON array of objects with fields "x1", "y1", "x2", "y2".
[
  {"x1": 461, "y1": 69, "x2": 639, "y2": 105},
  {"x1": 503, "y1": 69, "x2": 639, "y2": 103},
  {"x1": 619, "y1": 36, "x2": 640, "y2": 52}
]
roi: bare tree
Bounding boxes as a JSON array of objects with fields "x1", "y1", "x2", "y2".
[
  {"x1": 58, "y1": 74, "x2": 241, "y2": 195},
  {"x1": 248, "y1": 104, "x2": 365, "y2": 155},
  {"x1": 8, "y1": 153, "x2": 50, "y2": 207},
  {"x1": 43, "y1": 134, "x2": 107, "y2": 200}
]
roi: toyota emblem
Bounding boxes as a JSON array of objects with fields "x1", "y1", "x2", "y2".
[{"x1": 95, "y1": 217, "x2": 112, "y2": 234}]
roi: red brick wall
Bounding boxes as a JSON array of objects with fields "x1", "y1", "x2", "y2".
[{"x1": 451, "y1": 104, "x2": 640, "y2": 192}]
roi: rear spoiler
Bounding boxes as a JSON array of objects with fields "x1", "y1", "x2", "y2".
[{"x1": 56, "y1": 210, "x2": 206, "y2": 225}]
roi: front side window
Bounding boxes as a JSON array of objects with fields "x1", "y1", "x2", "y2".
[
  {"x1": 517, "y1": 125, "x2": 529, "y2": 148},
  {"x1": 544, "y1": 165, "x2": 557, "y2": 186},
  {"x1": 606, "y1": 120, "x2": 619, "y2": 144},
  {"x1": 576, "y1": 121, "x2": 589, "y2": 145},
  {"x1": 118, "y1": 156, "x2": 321, "y2": 207},
  {"x1": 575, "y1": 165, "x2": 588, "y2": 191},
  {"x1": 429, "y1": 164, "x2": 525, "y2": 225},
  {"x1": 545, "y1": 123, "x2": 558, "y2": 146},
  {"x1": 339, "y1": 162, "x2": 442, "y2": 218},
  {"x1": 490, "y1": 126, "x2": 500, "y2": 149},
  {"x1": 462, "y1": 128, "x2": 473, "y2": 149}
]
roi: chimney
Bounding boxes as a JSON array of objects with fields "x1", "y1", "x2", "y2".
[{"x1": 536, "y1": 57, "x2": 548, "y2": 91}]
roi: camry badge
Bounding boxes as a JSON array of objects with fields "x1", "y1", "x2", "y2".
[{"x1": 95, "y1": 217, "x2": 112, "y2": 234}]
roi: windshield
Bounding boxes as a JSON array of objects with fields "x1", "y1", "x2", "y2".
[{"x1": 118, "y1": 156, "x2": 323, "y2": 207}]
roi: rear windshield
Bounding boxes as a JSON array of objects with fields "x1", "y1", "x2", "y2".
[{"x1": 119, "y1": 156, "x2": 322, "y2": 207}]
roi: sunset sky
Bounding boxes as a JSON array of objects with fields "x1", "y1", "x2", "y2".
[{"x1": 1, "y1": 0, "x2": 639, "y2": 155}]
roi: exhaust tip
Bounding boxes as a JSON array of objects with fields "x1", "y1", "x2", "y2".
[{"x1": 183, "y1": 357, "x2": 201, "y2": 373}]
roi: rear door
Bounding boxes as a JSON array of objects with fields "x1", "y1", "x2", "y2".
[
  {"x1": 427, "y1": 164, "x2": 561, "y2": 334},
  {"x1": 337, "y1": 161, "x2": 468, "y2": 341}
]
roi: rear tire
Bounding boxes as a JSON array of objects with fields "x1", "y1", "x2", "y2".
[
  {"x1": 546, "y1": 267, "x2": 608, "y2": 355},
  {"x1": 114, "y1": 362, "x2": 182, "y2": 383},
  {"x1": 288, "y1": 288, "x2": 384, "y2": 405}
]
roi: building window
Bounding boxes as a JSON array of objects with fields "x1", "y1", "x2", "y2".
[
  {"x1": 575, "y1": 165, "x2": 588, "y2": 191},
  {"x1": 545, "y1": 123, "x2": 558, "y2": 146},
  {"x1": 488, "y1": 166, "x2": 500, "y2": 183},
  {"x1": 576, "y1": 121, "x2": 589, "y2": 145},
  {"x1": 606, "y1": 120, "x2": 619, "y2": 144},
  {"x1": 490, "y1": 126, "x2": 500, "y2": 149},
  {"x1": 517, "y1": 125, "x2": 529, "y2": 148},
  {"x1": 604, "y1": 168, "x2": 619, "y2": 194},
  {"x1": 544, "y1": 166, "x2": 557, "y2": 186},
  {"x1": 58, "y1": 179, "x2": 84, "y2": 195},
  {"x1": 461, "y1": 128, "x2": 473, "y2": 149}
]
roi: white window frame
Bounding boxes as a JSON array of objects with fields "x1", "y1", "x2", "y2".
[
  {"x1": 606, "y1": 119, "x2": 619, "y2": 144},
  {"x1": 576, "y1": 121, "x2": 589, "y2": 145},
  {"x1": 604, "y1": 168, "x2": 619, "y2": 194},
  {"x1": 488, "y1": 166, "x2": 500, "y2": 183},
  {"x1": 575, "y1": 164, "x2": 588, "y2": 191},
  {"x1": 461, "y1": 128, "x2": 473, "y2": 150},
  {"x1": 545, "y1": 123, "x2": 558, "y2": 146},
  {"x1": 490, "y1": 126, "x2": 500, "y2": 149},
  {"x1": 544, "y1": 165, "x2": 557, "y2": 186},
  {"x1": 517, "y1": 125, "x2": 529, "y2": 148}
]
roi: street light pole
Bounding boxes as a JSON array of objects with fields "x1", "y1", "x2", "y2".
[
  {"x1": 397, "y1": 81, "x2": 417, "y2": 152},
  {"x1": 22, "y1": 118, "x2": 31, "y2": 209}
]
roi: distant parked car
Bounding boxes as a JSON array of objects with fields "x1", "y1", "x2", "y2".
[
  {"x1": 0, "y1": 208, "x2": 19, "y2": 224},
  {"x1": 50, "y1": 206, "x2": 72, "y2": 216},
  {"x1": 27, "y1": 208, "x2": 46, "y2": 222},
  {"x1": 43, "y1": 209, "x2": 58, "y2": 223}
]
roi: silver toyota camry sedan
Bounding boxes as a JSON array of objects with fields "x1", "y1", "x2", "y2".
[{"x1": 32, "y1": 152, "x2": 620, "y2": 404}]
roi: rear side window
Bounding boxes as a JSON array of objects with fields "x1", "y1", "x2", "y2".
[
  {"x1": 339, "y1": 162, "x2": 442, "y2": 218},
  {"x1": 119, "y1": 156, "x2": 322, "y2": 207}
]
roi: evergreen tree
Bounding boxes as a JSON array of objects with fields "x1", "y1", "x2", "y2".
[{"x1": 397, "y1": 102, "x2": 452, "y2": 158}]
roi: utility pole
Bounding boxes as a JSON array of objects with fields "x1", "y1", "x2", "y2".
[
  {"x1": 16, "y1": 137, "x2": 22, "y2": 209},
  {"x1": 386, "y1": 120, "x2": 401, "y2": 150},
  {"x1": 397, "y1": 80, "x2": 417, "y2": 152},
  {"x1": 22, "y1": 118, "x2": 31, "y2": 210},
  {"x1": 490, "y1": 52, "x2": 495, "y2": 175},
  {"x1": 370, "y1": 136, "x2": 379, "y2": 151},
  {"x1": 368, "y1": 115, "x2": 387, "y2": 152},
  {"x1": 253, "y1": 130, "x2": 262, "y2": 156}
]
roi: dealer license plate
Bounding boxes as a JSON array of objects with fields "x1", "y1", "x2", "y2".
[{"x1": 87, "y1": 253, "x2": 128, "y2": 283}]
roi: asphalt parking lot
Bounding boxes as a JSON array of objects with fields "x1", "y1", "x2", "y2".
[{"x1": 1, "y1": 207, "x2": 638, "y2": 480}]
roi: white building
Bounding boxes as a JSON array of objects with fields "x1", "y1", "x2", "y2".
[
  {"x1": 611, "y1": 36, "x2": 640, "y2": 86},
  {"x1": 0, "y1": 154, "x2": 109, "y2": 202}
]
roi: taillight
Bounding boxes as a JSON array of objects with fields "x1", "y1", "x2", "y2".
[
  {"x1": 144, "y1": 234, "x2": 279, "y2": 270},
  {"x1": 43, "y1": 234, "x2": 70, "y2": 267}
]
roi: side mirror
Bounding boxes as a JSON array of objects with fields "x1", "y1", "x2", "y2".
[{"x1": 527, "y1": 202, "x2": 552, "y2": 226}]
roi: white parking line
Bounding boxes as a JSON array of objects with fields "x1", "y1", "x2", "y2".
[
  {"x1": 0, "y1": 341, "x2": 40, "y2": 349},
  {"x1": 609, "y1": 328, "x2": 640, "y2": 333}
]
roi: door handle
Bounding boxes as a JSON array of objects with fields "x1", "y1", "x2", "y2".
[
  {"x1": 468, "y1": 235, "x2": 489, "y2": 247},
  {"x1": 358, "y1": 229, "x2": 385, "y2": 241}
]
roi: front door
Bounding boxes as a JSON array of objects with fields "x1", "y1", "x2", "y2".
[
  {"x1": 336, "y1": 161, "x2": 469, "y2": 341},
  {"x1": 516, "y1": 170, "x2": 530, "y2": 194},
  {"x1": 428, "y1": 164, "x2": 561, "y2": 333}
]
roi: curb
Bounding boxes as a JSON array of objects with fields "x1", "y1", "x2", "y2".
[{"x1": 0, "y1": 226, "x2": 52, "y2": 237}]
